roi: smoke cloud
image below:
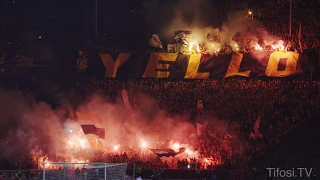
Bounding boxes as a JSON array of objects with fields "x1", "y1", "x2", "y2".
[
  {"x1": 143, "y1": 0, "x2": 282, "y2": 53},
  {"x1": 0, "y1": 91, "x2": 63, "y2": 161},
  {"x1": 77, "y1": 94, "x2": 196, "y2": 152},
  {"x1": 0, "y1": 87, "x2": 242, "y2": 166},
  {"x1": 143, "y1": 0, "x2": 219, "y2": 42},
  {"x1": 0, "y1": 90, "x2": 196, "y2": 162}
]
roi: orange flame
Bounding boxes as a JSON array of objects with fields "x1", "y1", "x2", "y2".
[
  {"x1": 255, "y1": 44, "x2": 263, "y2": 51},
  {"x1": 188, "y1": 42, "x2": 200, "y2": 53}
]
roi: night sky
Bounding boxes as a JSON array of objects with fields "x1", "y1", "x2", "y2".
[
  {"x1": 0, "y1": 0, "x2": 149, "y2": 46},
  {"x1": 0, "y1": 0, "x2": 253, "y2": 64},
  {"x1": 0, "y1": 0, "x2": 152, "y2": 64}
]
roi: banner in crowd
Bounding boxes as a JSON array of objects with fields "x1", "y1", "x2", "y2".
[
  {"x1": 76, "y1": 111, "x2": 105, "y2": 151},
  {"x1": 197, "y1": 100, "x2": 203, "y2": 109},
  {"x1": 196, "y1": 121, "x2": 208, "y2": 136},
  {"x1": 99, "y1": 51, "x2": 302, "y2": 79},
  {"x1": 149, "y1": 149, "x2": 180, "y2": 157},
  {"x1": 122, "y1": 89, "x2": 131, "y2": 109},
  {"x1": 253, "y1": 115, "x2": 262, "y2": 138}
]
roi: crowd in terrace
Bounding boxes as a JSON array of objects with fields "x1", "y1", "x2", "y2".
[
  {"x1": 0, "y1": 0, "x2": 320, "y2": 178},
  {"x1": 71, "y1": 77, "x2": 320, "y2": 168},
  {"x1": 252, "y1": 0, "x2": 320, "y2": 50},
  {"x1": 0, "y1": 76, "x2": 319, "y2": 179}
]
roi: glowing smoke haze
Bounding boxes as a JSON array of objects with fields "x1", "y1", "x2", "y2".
[
  {"x1": 0, "y1": 0, "x2": 257, "y2": 163},
  {"x1": 0, "y1": 90, "x2": 212, "y2": 162},
  {"x1": 143, "y1": 0, "x2": 284, "y2": 54}
]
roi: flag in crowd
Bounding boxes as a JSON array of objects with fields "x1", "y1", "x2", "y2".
[
  {"x1": 76, "y1": 111, "x2": 105, "y2": 151},
  {"x1": 148, "y1": 34, "x2": 163, "y2": 49},
  {"x1": 197, "y1": 100, "x2": 203, "y2": 109},
  {"x1": 197, "y1": 121, "x2": 208, "y2": 136},
  {"x1": 122, "y1": 89, "x2": 131, "y2": 109},
  {"x1": 299, "y1": 22, "x2": 303, "y2": 52},
  {"x1": 253, "y1": 115, "x2": 262, "y2": 138},
  {"x1": 149, "y1": 149, "x2": 179, "y2": 157}
]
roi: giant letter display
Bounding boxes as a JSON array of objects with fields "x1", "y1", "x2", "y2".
[
  {"x1": 143, "y1": 52, "x2": 178, "y2": 78},
  {"x1": 225, "y1": 53, "x2": 251, "y2": 77},
  {"x1": 184, "y1": 54, "x2": 201, "y2": 78},
  {"x1": 99, "y1": 52, "x2": 302, "y2": 79},
  {"x1": 265, "y1": 51, "x2": 299, "y2": 77},
  {"x1": 99, "y1": 53, "x2": 131, "y2": 78}
]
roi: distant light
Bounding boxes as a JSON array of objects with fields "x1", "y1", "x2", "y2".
[
  {"x1": 39, "y1": 36, "x2": 42, "y2": 39},
  {"x1": 141, "y1": 140, "x2": 147, "y2": 148},
  {"x1": 8, "y1": 42, "x2": 10, "y2": 45},
  {"x1": 248, "y1": 11, "x2": 252, "y2": 15},
  {"x1": 13, "y1": 1, "x2": 14, "y2": 3},
  {"x1": 131, "y1": 10, "x2": 134, "y2": 13},
  {"x1": 104, "y1": 34, "x2": 107, "y2": 36},
  {"x1": 172, "y1": 143, "x2": 180, "y2": 150},
  {"x1": 185, "y1": 148, "x2": 190, "y2": 154},
  {"x1": 69, "y1": 129, "x2": 72, "y2": 133},
  {"x1": 113, "y1": 145, "x2": 119, "y2": 151}
]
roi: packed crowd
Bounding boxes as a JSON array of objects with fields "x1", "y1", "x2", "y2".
[
  {"x1": 0, "y1": 75, "x2": 318, "y2": 180},
  {"x1": 252, "y1": 0, "x2": 320, "y2": 50},
  {"x1": 71, "y1": 77, "x2": 320, "y2": 169},
  {"x1": 1, "y1": 1, "x2": 320, "y2": 178}
]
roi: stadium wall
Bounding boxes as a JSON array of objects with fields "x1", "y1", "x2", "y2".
[{"x1": 99, "y1": 51, "x2": 304, "y2": 79}]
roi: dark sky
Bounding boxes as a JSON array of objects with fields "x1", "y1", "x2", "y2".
[
  {"x1": 0, "y1": 0, "x2": 252, "y2": 59},
  {"x1": 0, "y1": 0, "x2": 147, "y2": 46},
  {"x1": 0, "y1": 0, "x2": 250, "y2": 43}
]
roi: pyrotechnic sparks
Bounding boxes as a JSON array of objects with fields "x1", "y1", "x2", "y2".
[
  {"x1": 185, "y1": 148, "x2": 190, "y2": 154},
  {"x1": 188, "y1": 42, "x2": 201, "y2": 53},
  {"x1": 229, "y1": 42, "x2": 239, "y2": 51},
  {"x1": 272, "y1": 40, "x2": 285, "y2": 51},
  {"x1": 140, "y1": 140, "x2": 148, "y2": 148},
  {"x1": 44, "y1": 161, "x2": 50, "y2": 168},
  {"x1": 173, "y1": 143, "x2": 181, "y2": 152},
  {"x1": 113, "y1": 144, "x2": 120, "y2": 151},
  {"x1": 255, "y1": 44, "x2": 263, "y2": 51},
  {"x1": 174, "y1": 25, "x2": 289, "y2": 54},
  {"x1": 208, "y1": 42, "x2": 221, "y2": 54}
]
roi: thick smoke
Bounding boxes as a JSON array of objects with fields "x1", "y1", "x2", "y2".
[
  {"x1": 0, "y1": 87, "x2": 242, "y2": 165},
  {"x1": 0, "y1": 91, "x2": 63, "y2": 161},
  {"x1": 0, "y1": 90, "x2": 196, "y2": 162},
  {"x1": 143, "y1": 0, "x2": 281, "y2": 53},
  {"x1": 143, "y1": 0, "x2": 219, "y2": 42},
  {"x1": 77, "y1": 94, "x2": 196, "y2": 152}
]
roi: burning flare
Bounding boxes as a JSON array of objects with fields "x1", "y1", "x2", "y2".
[
  {"x1": 254, "y1": 44, "x2": 263, "y2": 51},
  {"x1": 188, "y1": 42, "x2": 200, "y2": 53},
  {"x1": 271, "y1": 40, "x2": 285, "y2": 51}
]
